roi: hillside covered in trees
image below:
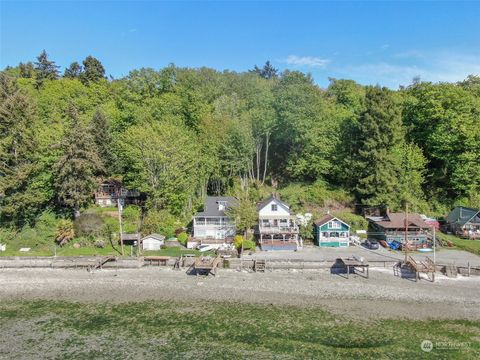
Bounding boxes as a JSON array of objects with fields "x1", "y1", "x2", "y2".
[{"x1": 1, "y1": 51, "x2": 479, "y2": 239}]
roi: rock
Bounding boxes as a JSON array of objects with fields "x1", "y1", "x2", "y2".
[
  {"x1": 73, "y1": 243, "x2": 81, "y2": 249},
  {"x1": 95, "y1": 240, "x2": 105, "y2": 248}
]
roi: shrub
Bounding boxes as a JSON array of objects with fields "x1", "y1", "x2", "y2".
[
  {"x1": 74, "y1": 213, "x2": 104, "y2": 237},
  {"x1": 233, "y1": 235, "x2": 244, "y2": 250},
  {"x1": 56, "y1": 219, "x2": 75, "y2": 246},
  {"x1": 34, "y1": 211, "x2": 59, "y2": 244},
  {"x1": 141, "y1": 209, "x2": 180, "y2": 238},
  {"x1": 177, "y1": 232, "x2": 188, "y2": 246},
  {"x1": 243, "y1": 239, "x2": 256, "y2": 251}
]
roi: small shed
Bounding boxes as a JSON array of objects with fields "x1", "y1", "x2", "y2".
[
  {"x1": 142, "y1": 234, "x2": 165, "y2": 251},
  {"x1": 121, "y1": 233, "x2": 140, "y2": 246}
]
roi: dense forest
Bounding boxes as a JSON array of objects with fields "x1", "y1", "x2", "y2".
[{"x1": 1, "y1": 51, "x2": 479, "y2": 243}]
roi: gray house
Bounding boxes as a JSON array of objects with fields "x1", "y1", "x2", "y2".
[
  {"x1": 446, "y1": 206, "x2": 480, "y2": 239},
  {"x1": 193, "y1": 196, "x2": 236, "y2": 241}
]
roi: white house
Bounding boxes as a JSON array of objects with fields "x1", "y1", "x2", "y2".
[
  {"x1": 142, "y1": 233, "x2": 165, "y2": 251},
  {"x1": 193, "y1": 196, "x2": 236, "y2": 241},
  {"x1": 256, "y1": 195, "x2": 299, "y2": 250}
]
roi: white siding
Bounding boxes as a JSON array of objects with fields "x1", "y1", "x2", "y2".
[
  {"x1": 258, "y1": 200, "x2": 290, "y2": 217},
  {"x1": 142, "y1": 237, "x2": 163, "y2": 251}
]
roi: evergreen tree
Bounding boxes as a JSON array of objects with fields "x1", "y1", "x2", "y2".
[
  {"x1": 354, "y1": 86, "x2": 404, "y2": 207},
  {"x1": 64, "y1": 62, "x2": 83, "y2": 78},
  {"x1": 251, "y1": 61, "x2": 278, "y2": 80},
  {"x1": 0, "y1": 74, "x2": 45, "y2": 225},
  {"x1": 80, "y1": 55, "x2": 106, "y2": 84},
  {"x1": 90, "y1": 108, "x2": 115, "y2": 174},
  {"x1": 34, "y1": 50, "x2": 60, "y2": 88},
  {"x1": 18, "y1": 62, "x2": 36, "y2": 78},
  {"x1": 54, "y1": 105, "x2": 103, "y2": 218}
]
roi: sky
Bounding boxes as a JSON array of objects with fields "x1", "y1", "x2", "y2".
[{"x1": 1, "y1": 1, "x2": 479, "y2": 88}]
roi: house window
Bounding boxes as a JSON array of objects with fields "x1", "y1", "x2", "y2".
[
  {"x1": 271, "y1": 204, "x2": 278, "y2": 211},
  {"x1": 329, "y1": 220, "x2": 341, "y2": 229}
]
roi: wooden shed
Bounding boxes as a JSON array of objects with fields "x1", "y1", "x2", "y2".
[{"x1": 142, "y1": 234, "x2": 165, "y2": 251}]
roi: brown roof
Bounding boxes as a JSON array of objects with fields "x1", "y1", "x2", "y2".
[
  {"x1": 314, "y1": 214, "x2": 335, "y2": 226},
  {"x1": 374, "y1": 213, "x2": 429, "y2": 229}
]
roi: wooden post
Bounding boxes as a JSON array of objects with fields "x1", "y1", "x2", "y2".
[
  {"x1": 404, "y1": 203, "x2": 408, "y2": 264},
  {"x1": 118, "y1": 198, "x2": 124, "y2": 256}
]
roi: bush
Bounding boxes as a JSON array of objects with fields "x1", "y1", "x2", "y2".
[
  {"x1": 233, "y1": 235, "x2": 244, "y2": 250},
  {"x1": 34, "y1": 211, "x2": 59, "y2": 244},
  {"x1": 177, "y1": 232, "x2": 188, "y2": 246},
  {"x1": 141, "y1": 209, "x2": 180, "y2": 238},
  {"x1": 74, "y1": 213, "x2": 104, "y2": 237},
  {"x1": 243, "y1": 239, "x2": 256, "y2": 251},
  {"x1": 56, "y1": 219, "x2": 75, "y2": 246},
  {"x1": 122, "y1": 205, "x2": 141, "y2": 233},
  {"x1": 233, "y1": 235, "x2": 256, "y2": 252}
]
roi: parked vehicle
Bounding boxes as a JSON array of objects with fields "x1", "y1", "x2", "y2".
[
  {"x1": 364, "y1": 239, "x2": 379, "y2": 250},
  {"x1": 197, "y1": 244, "x2": 216, "y2": 252}
]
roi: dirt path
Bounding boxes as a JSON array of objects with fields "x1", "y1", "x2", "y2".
[{"x1": 1, "y1": 267, "x2": 479, "y2": 320}]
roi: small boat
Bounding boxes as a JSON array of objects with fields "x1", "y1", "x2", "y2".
[{"x1": 418, "y1": 248, "x2": 433, "y2": 253}]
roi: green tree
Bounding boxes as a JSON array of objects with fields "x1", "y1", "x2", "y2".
[
  {"x1": 0, "y1": 74, "x2": 46, "y2": 225},
  {"x1": 64, "y1": 62, "x2": 83, "y2": 78},
  {"x1": 54, "y1": 105, "x2": 103, "y2": 218},
  {"x1": 118, "y1": 121, "x2": 202, "y2": 215},
  {"x1": 404, "y1": 82, "x2": 480, "y2": 203},
  {"x1": 90, "y1": 108, "x2": 116, "y2": 175},
  {"x1": 80, "y1": 55, "x2": 106, "y2": 84},
  {"x1": 354, "y1": 86, "x2": 404, "y2": 207},
  {"x1": 34, "y1": 50, "x2": 60, "y2": 88},
  {"x1": 226, "y1": 190, "x2": 257, "y2": 239},
  {"x1": 18, "y1": 62, "x2": 36, "y2": 79},
  {"x1": 250, "y1": 61, "x2": 278, "y2": 80}
]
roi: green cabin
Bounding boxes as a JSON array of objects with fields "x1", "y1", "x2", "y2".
[{"x1": 314, "y1": 215, "x2": 350, "y2": 247}]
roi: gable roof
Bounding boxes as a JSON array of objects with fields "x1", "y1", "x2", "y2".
[
  {"x1": 370, "y1": 212, "x2": 429, "y2": 229},
  {"x1": 446, "y1": 206, "x2": 480, "y2": 226},
  {"x1": 314, "y1": 214, "x2": 350, "y2": 228},
  {"x1": 141, "y1": 233, "x2": 165, "y2": 241},
  {"x1": 195, "y1": 196, "x2": 237, "y2": 217},
  {"x1": 257, "y1": 195, "x2": 290, "y2": 212}
]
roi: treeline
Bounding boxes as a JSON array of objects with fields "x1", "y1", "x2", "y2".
[{"x1": 1, "y1": 51, "x2": 479, "y2": 230}]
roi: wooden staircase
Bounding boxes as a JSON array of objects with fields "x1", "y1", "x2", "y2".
[
  {"x1": 445, "y1": 264, "x2": 458, "y2": 278},
  {"x1": 254, "y1": 259, "x2": 266, "y2": 272}
]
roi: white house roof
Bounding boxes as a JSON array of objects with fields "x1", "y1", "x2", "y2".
[
  {"x1": 256, "y1": 195, "x2": 290, "y2": 212},
  {"x1": 141, "y1": 233, "x2": 165, "y2": 241}
]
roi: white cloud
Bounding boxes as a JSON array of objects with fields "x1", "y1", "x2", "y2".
[
  {"x1": 284, "y1": 55, "x2": 330, "y2": 68},
  {"x1": 334, "y1": 52, "x2": 480, "y2": 88}
]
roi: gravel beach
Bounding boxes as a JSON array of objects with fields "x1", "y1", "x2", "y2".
[{"x1": 1, "y1": 267, "x2": 479, "y2": 320}]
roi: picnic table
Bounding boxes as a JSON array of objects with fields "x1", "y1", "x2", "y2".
[
  {"x1": 337, "y1": 257, "x2": 369, "y2": 279},
  {"x1": 144, "y1": 256, "x2": 170, "y2": 266}
]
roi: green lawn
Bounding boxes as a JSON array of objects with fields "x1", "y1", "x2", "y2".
[
  {"x1": 437, "y1": 233, "x2": 480, "y2": 256},
  {"x1": 0, "y1": 300, "x2": 478, "y2": 359},
  {"x1": 0, "y1": 242, "x2": 211, "y2": 257}
]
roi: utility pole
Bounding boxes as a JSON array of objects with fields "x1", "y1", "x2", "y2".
[
  {"x1": 433, "y1": 225, "x2": 436, "y2": 270},
  {"x1": 118, "y1": 198, "x2": 124, "y2": 256},
  {"x1": 404, "y1": 203, "x2": 408, "y2": 264}
]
